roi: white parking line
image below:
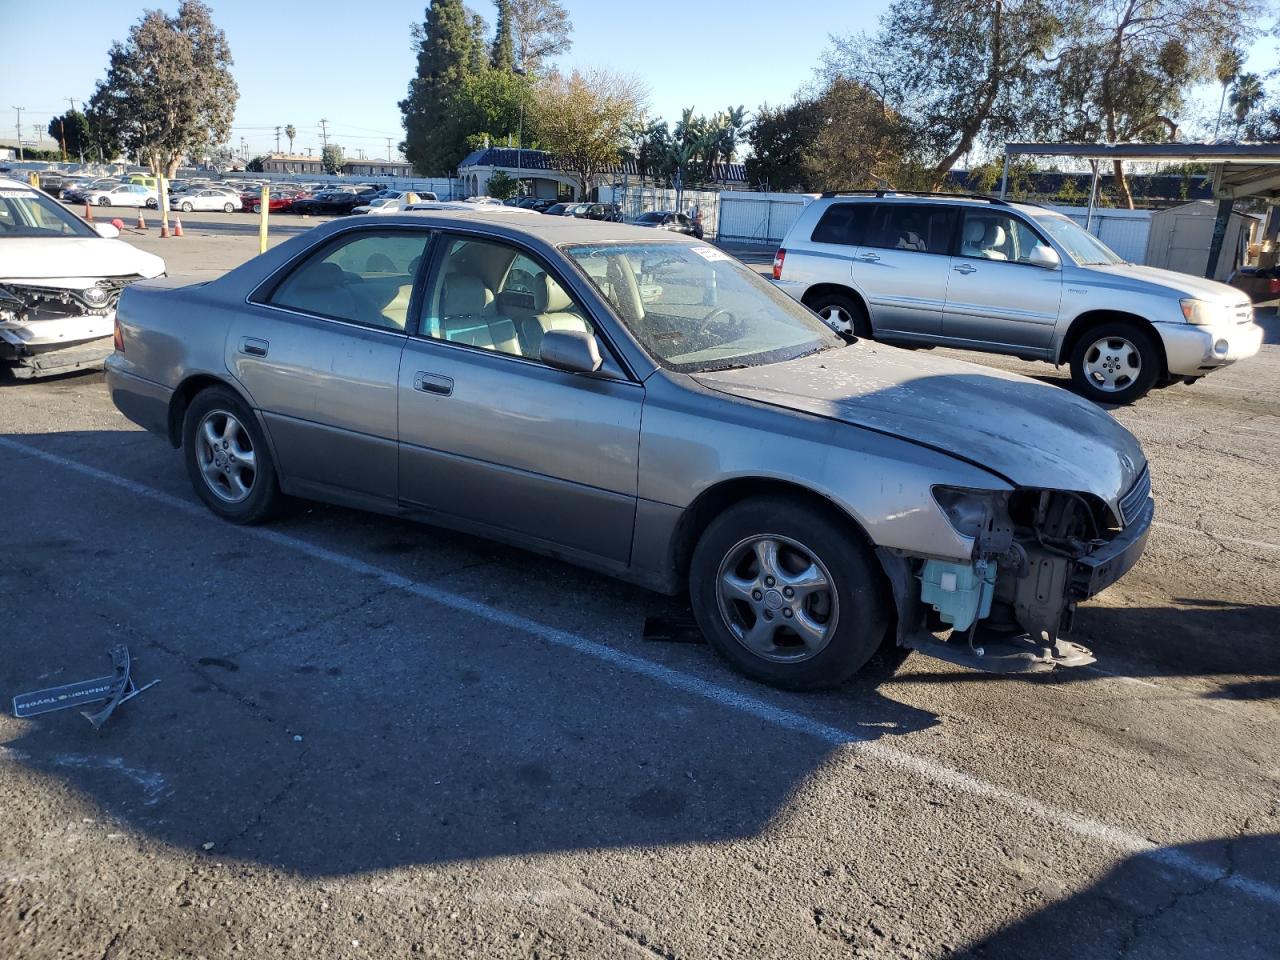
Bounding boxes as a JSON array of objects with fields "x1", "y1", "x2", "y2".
[{"x1": 3, "y1": 433, "x2": 1277, "y2": 907}]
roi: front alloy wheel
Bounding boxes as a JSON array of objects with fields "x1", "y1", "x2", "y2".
[{"x1": 1069, "y1": 321, "x2": 1160, "y2": 404}]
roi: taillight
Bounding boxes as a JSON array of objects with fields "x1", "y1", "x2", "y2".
[
  {"x1": 1269, "y1": 278, "x2": 1280, "y2": 296},
  {"x1": 113, "y1": 316, "x2": 124, "y2": 353},
  {"x1": 772, "y1": 248, "x2": 786, "y2": 281}
]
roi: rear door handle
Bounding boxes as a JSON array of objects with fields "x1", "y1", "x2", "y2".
[
  {"x1": 238, "y1": 337, "x2": 269, "y2": 357},
  {"x1": 858, "y1": 252, "x2": 880, "y2": 262},
  {"x1": 413, "y1": 372, "x2": 453, "y2": 396},
  {"x1": 953, "y1": 263, "x2": 977, "y2": 275}
]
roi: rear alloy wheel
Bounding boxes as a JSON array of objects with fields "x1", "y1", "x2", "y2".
[
  {"x1": 690, "y1": 497, "x2": 889, "y2": 690},
  {"x1": 98, "y1": 197, "x2": 111, "y2": 206},
  {"x1": 806, "y1": 291, "x2": 871, "y2": 337},
  {"x1": 252, "y1": 202, "x2": 262, "y2": 214},
  {"x1": 224, "y1": 202, "x2": 235, "y2": 213},
  {"x1": 183, "y1": 387, "x2": 281, "y2": 524},
  {"x1": 1069, "y1": 321, "x2": 1160, "y2": 404},
  {"x1": 181, "y1": 201, "x2": 193, "y2": 213},
  {"x1": 145, "y1": 198, "x2": 157, "y2": 209}
]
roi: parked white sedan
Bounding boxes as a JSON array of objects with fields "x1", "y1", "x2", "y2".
[
  {"x1": 86, "y1": 183, "x2": 155, "y2": 208},
  {"x1": 175, "y1": 189, "x2": 241, "y2": 214}
]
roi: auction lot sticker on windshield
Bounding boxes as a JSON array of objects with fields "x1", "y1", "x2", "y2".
[
  {"x1": 0, "y1": 189, "x2": 39, "y2": 198},
  {"x1": 690, "y1": 245, "x2": 731, "y2": 262}
]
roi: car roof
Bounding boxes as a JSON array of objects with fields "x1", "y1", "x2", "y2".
[
  {"x1": 812, "y1": 193, "x2": 1042, "y2": 215},
  {"x1": 340, "y1": 209, "x2": 704, "y2": 244}
]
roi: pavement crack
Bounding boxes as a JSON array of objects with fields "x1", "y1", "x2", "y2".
[{"x1": 214, "y1": 744, "x2": 310, "y2": 854}]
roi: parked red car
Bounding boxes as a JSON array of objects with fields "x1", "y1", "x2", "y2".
[{"x1": 239, "y1": 190, "x2": 305, "y2": 214}]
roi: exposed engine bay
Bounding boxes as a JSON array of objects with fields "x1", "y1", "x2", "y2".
[
  {"x1": 0, "y1": 277, "x2": 139, "y2": 378},
  {"x1": 881, "y1": 470, "x2": 1154, "y2": 673}
]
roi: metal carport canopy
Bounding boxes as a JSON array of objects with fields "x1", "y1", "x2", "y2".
[{"x1": 1000, "y1": 142, "x2": 1280, "y2": 278}]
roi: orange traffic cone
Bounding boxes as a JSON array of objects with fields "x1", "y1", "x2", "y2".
[
  {"x1": 136, "y1": 210, "x2": 147, "y2": 231},
  {"x1": 173, "y1": 215, "x2": 183, "y2": 238},
  {"x1": 84, "y1": 202, "x2": 94, "y2": 222}
]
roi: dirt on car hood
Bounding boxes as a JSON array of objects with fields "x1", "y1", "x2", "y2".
[
  {"x1": 1, "y1": 238, "x2": 165, "y2": 287},
  {"x1": 694, "y1": 340, "x2": 1148, "y2": 508}
]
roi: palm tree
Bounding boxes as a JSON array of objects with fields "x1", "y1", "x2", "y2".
[
  {"x1": 284, "y1": 124, "x2": 297, "y2": 154},
  {"x1": 1213, "y1": 49, "x2": 1243, "y2": 140},
  {"x1": 1229, "y1": 73, "x2": 1265, "y2": 140}
]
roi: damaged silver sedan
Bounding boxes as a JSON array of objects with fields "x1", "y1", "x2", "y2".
[
  {"x1": 0, "y1": 178, "x2": 164, "y2": 378},
  {"x1": 107, "y1": 212, "x2": 1152, "y2": 689}
]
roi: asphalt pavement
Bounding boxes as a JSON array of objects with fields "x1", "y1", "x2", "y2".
[{"x1": 1, "y1": 224, "x2": 1278, "y2": 959}]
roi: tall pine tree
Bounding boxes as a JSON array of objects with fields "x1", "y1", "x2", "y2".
[
  {"x1": 399, "y1": 0, "x2": 479, "y2": 175},
  {"x1": 491, "y1": 0, "x2": 515, "y2": 70}
]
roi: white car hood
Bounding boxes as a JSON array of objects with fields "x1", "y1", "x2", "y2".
[
  {"x1": 1, "y1": 238, "x2": 165, "y2": 288},
  {"x1": 1081, "y1": 263, "x2": 1248, "y2": 305}
]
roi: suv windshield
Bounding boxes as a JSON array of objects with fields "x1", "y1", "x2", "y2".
[
  {"x1": 0, "y1": 184, "x2": 97, "y2": 238},
  {"x1": 566, "y1": 241, "x2": 841, "y2": 373},
  {"x1": 1033, "y1": 214, "x2": 1125, "y2": 266}
]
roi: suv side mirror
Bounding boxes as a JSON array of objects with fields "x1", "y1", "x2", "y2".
[
  {"x1": 1028, "y1": 245, "x2": 1061, "y2": 269},
  {"x1": 540, "y1": 328, "x2": 603, "y2": 374}
]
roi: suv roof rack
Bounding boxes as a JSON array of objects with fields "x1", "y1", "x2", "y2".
[{"x1": 818, "y1": 190, "x2": 1010, "y2": 206}]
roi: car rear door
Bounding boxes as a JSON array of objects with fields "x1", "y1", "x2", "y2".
[
  {"x1": 854, "y1": 203, "x2": 958, "y2": 338},
  {"x1": 228, "y1": 226, "x2": 430, "y2": 503},
  {"x1": 943, "y1": 210, "x2": 1063, "y2": 351},
  {"x1": 397, "y1": 232, "x2": 642, "y2": 564},
  {"x1": 784, "y1": 201, "x2": 873, "y2": 294}
]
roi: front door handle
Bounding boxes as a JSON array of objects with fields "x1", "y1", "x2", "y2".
[
  {"x1": 413, "y1": 371, "x2": 453, "y2": 396},
  {"x1": 858, "y1": 252, "x2": 881, "y2": 262},
  {"x1": 953, "y1": 263, "x2": 977, "y2": 275},
  {"x1": 238, "y1": 337, "x2": 269, "y2": 357}
]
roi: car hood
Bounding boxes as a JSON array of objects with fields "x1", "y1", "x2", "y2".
[
  {"x1": 1080, "y1": 263, "x2": 1248, "y2": 304},
  {"x1": 693, "y1": 342, "x2": 1147, "y2": 509},
  {"x1": 2, "y1": 237, "x2": 165, "y2": 287}
]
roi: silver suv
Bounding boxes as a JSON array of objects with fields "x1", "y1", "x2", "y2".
[{"x1": 772, "y1": 192, "x2": 1264, "y2": 403}]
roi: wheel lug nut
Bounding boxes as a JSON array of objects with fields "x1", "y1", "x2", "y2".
[
  {"x1": 783, "y1": 608, "x2": 792, "y2": 618},
  {"x1": 765, "y1": 576, "x2": 775, "y2": 587},
  {"x1": 751, "y1": 589, "x2": 762, "y2": 601},
  {"x1": 783, "y1": 587, "x2": 794, "y2": 598}
]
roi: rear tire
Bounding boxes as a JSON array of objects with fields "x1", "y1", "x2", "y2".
[
  {"x1": 182, "y1": 386, "x2": 281, "y2": 524},
  {"x1": 181, "y1": 201, "x2": 193, "y2": 213},
  {"x1": 97, "y1": 197, "x2": 111, "y2": 207},
  {"x1": 1069, "y1": 321, "x2": 1161, "y2": 404},
  {"x1": 224, "y1": 202, "x2": 235, "y2": 213},
  {"x1": 806, "y1": 290, "x2": 871, "y2": 337},
  {"x1": 689, "y1": 496, "x2": 889, "y2": 690}
]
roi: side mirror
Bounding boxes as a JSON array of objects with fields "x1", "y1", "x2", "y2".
[
  {"x1": 1028, "y1": 245, "x2": 1061, "y2": 270},
  {"x1": 540, "y1": 328, "x2": 603, "y2": 374},
  {"x1": 94, "y1": 222, "x2": 121, "y2": 239}
]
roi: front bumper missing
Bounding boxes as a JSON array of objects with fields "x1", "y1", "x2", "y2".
[{"x1": 1, "y1": 336, "x2": 114, "y2": 378}]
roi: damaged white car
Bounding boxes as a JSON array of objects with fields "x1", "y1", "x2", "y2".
[{"x1": 0, "y1": 177, "x2": 165, "y2": 379}]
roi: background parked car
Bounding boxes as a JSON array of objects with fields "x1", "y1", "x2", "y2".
[
  {"x1": 1227, "y1": 264, "x2": 1280, "y2": 303},
  {"x1": 240, "y1": 190, "x2": 305, "y2": 214},
  {"x1": 175, "y1": 189, "x2": 241, "y2": 213},
  {"x1": 633, "y1": 210, "x2": 703, "y2": 238},
  {"x1": 85, "y1": 183, "x2": 155, "y2": 208}
]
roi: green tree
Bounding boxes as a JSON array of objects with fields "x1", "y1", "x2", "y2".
[
  {"x1": 284, "y1": 123, "x2": 297, "y2": 153},
  {"x1": 487, "y1": 169, "x2": 519, "y2": 198},
  {"x1": 491, "y1": 0, "x2": 515, "y2": 70},
  {"x1": 745, "y1": 98, "x2": 822, "y2": 191},
  {"x1": 531, "y1": 68, "x2": 645, "y2": 197},
  {"x1": 87, "y1": 0, "x2": 237, "y2": 178},
  {"x1": 246, "y1": 154, "x2": 267, "y2": 172},
  {"x1": 450, "y1": 67, "x2": 534, "y2": 151},
  {"x1": 509, "y1": 0, "x2": 573, "y2": 70},
  {"x1": 400, "y1": 0, "x2": 482, "y2": 175},
  {"x1": 1229, "y1": 72, "x2": 1265, "y2": 137},
  {"x1": 1213, "y1": 47, "x2": 1244, "y2": 139},
  {"x1": 47, "y1": 110, "x2": 91, "y2": 162},
  {"x1": 321, "y1": 144, "x2": 344, "y2": 174}
]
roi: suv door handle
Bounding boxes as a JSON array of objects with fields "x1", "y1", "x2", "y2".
[
  {"x1": 413, "y1": 372, "x2": 453, "y2": 396},
  {"x1": 953, "y1": 263, "x2": 977, "y2": 274},
  {"x1": 858, "y1": 252, "x2": 880, "y2": 262},
  {"x1": 238, "y1": 337, "x2": 269, "y2": 357}
]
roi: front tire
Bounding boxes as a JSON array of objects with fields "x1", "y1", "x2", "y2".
[
  {"x1": 145, "y1": 198, "x2": 157, "y2": 209},
  {"x1": 689, "y1": 497, "x2": 889, "y2": 690},
  {"x1": 181, "y1": 201, "x2": 193, "y2": 213},
  {"x1": 182, "y1": 387, "x2": 281, "y2": 524},
  {"x1": 224, "y1": 202, "x2": 235, "y2": 213},
  {"x1": 806, "y1": 290, "x2": 871, "y2": 337},
  {"x1": 252, "y1": 202, "x2": 262, "y2": 214},
  {"x1": 97, "y1": 197, "x2": 111, "y2": 207},
  {"x1": 1069, "y1": 321, "x2": 1160, "y2": 404}
]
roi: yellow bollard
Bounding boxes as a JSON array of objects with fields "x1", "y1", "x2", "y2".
[
  {"x1": 28, "y1": 173, "x2": 39, "y2": 188},
  {"x1": 259, "y1": 184, "x2": 270, "y2": 254}
]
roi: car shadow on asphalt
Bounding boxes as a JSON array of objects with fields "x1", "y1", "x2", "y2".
[{"x1": 955, "y1": 833, "x2": 1280, "y2": 958}]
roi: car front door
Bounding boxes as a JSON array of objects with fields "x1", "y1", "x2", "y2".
[
  {"x1": 942, "y1": 210, "x2": 1063, "y2": 351},
  {"x1": 228, "y1": 227, "x2": 431, "y2": 503},
  {"x1": 397, "y1": 233, "x2": 643, "y2": 564},
  {"x1": 853, "y1": 203, "x2": 958, "y2": 338}
]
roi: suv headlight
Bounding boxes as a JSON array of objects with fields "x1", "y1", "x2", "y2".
[
  {"x1": 931, "y1": 486, "x2": 999, "y2": 540},
  {"x1": 1179, "y1": 299, "x2": 1223, "y2": 325}
]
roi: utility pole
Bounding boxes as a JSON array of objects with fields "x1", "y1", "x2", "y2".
[
  {"x1": 274, "y1": 126, "x2": 281, "y2": 154},
  {"x1": 318, "y1": 119, "x2": 329, "y2": 150},
  {"x1": 12, "y1": 106, "x2": 24, "y2": 161},
  {"x1": 386, "y1": 137, "x2": 392, "y2": 161}
]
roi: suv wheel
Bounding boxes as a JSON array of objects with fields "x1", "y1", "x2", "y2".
[
  {"x1": 1069, "y1": 321, "x2": 1160, "y2": 404},
  {"x1": 807, "y1": 291, "x2": 870, "y2": 337},
  {"x1": 182, "y1": 386, "x2": 281, "y2": 524},
  {"x1": 689, "y1": 497, "x2": 889, "y2": 690}
]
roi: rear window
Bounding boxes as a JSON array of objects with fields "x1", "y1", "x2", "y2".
[{"x1": 811, "y1": 203, "x2": 872, "y2": 246}]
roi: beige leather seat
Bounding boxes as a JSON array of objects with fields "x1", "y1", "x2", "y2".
[
  {"x1": 517, "y1": 273, "x2": 590, "y2": 357},
  {"x1": 279, "y1": 261, "x2": 361, "y2": 320},
  {"x1": 435, "y1": 273, "x2": 521, "y2": 355}
]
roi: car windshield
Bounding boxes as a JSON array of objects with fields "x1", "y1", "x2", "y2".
[
  {"x1": 635, "y1": 212, "x2": 665, "y2": 224},
  {"x1": 1034, "y1": 214, "x2": 1126, "y2": 266},
  {"x1": 0, "y1": 185, "x2": 97, "y2": 238},
  {"x1": 565, "y1": 241, "x2": 842, "y2": 373}
]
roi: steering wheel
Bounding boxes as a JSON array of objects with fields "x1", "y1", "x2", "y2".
[{"x1": 696, "y1": 306, "x2": 743, "y2": 338}]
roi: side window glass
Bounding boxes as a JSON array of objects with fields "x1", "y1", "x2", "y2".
[
  {"x1": 960, "y1": 212, "x2": 1046, "y2": 263},
  {"x1": 866, "y1": 205, "x2": 955, "y2": 254},
  {"x1": 419, "y1": 237, "x2": 593, "y2": 361},
  {"x1": 810, "y1": 203, "x2": 870, "y2": 246},
  {"x1": 267, "y1": 231, "x2": 429, "y2": 331}
]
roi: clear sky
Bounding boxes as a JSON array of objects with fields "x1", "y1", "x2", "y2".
[{"x1": 3, "y1": 0, "x2": 1275, "y2": 161}]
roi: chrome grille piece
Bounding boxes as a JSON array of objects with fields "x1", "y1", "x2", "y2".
[{"x1": 1119, "y1": 465, "x2": 1151, "y2": 525}]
